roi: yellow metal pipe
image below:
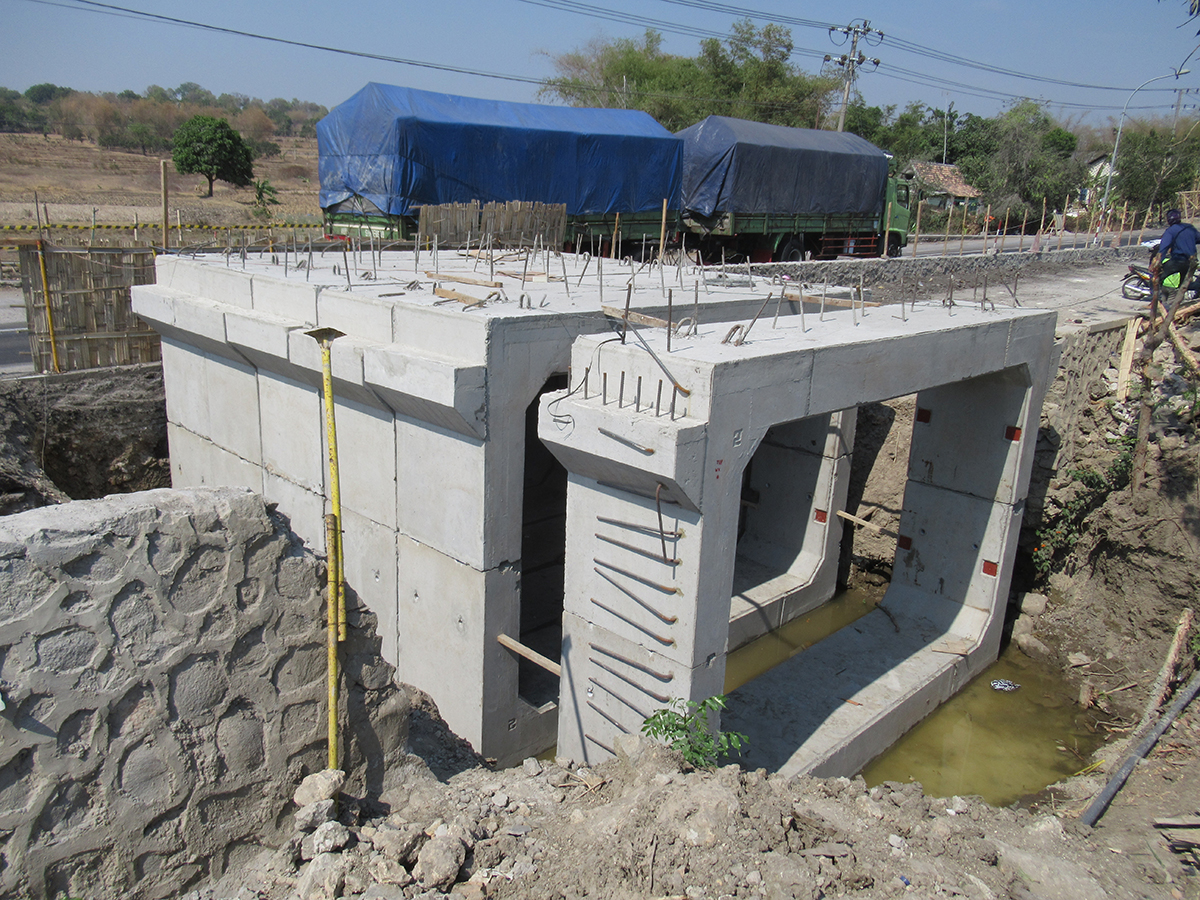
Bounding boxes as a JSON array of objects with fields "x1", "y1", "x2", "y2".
[
  {"x1": 36, "y1": 240, "x2": 61, "y2": 374},
  {"x1": 324, "y1": 511, "x2": 339, "y2": 769},
  {"x1": 309, "y1": 327, "x2": 346, "y2": 768},
  {"x1": 311, "y1": 330, "x2": 347, "y2": 642}
]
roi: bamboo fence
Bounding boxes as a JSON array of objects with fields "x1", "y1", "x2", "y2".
[{"x1": 17, "y1": 244, "x2": 160, "y2": 373}]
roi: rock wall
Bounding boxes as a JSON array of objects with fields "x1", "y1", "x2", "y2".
[
  {"x1": 754, "y1": 244, "x2": 1140, "y2": 288},
  {"x1": 0, "y1": 487, "x2": 410, "y2": 900}
]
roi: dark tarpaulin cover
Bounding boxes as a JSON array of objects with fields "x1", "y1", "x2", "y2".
[
  {"x1": 318, "y1": 83, "x2": 683, "y2": 218},
  {"x1": 676, "y1": 116, "x2": 889, "y2": 218}
]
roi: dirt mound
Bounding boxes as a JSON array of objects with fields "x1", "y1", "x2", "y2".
[{"x1": 192, "y1": 734, "x2": 1178, "y2": 900}]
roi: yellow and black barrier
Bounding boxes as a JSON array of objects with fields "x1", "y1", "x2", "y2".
[{"x1": 1, "y1": 223, "x2": 321, "y2": 232}]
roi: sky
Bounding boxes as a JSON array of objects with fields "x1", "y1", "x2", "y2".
[{"x1": 4, "y1": 0, "x2": 1200, "y2": 127}]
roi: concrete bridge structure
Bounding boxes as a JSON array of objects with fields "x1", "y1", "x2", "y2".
[{"x1": 133, "y1": 250, "x2": 1055, "y2": 771}]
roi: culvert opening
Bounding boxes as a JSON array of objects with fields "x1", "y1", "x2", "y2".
[
  {"x1": 517, "y1": 373, "x2": 569, "y2": 708},
  {"x1": 729, "y1": 415, "x2": 838, "y2": 652}
]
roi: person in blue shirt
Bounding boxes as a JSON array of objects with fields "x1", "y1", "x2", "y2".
[{"x1": 1157, "y1": 208, "x2": 1199, "y2": 290}]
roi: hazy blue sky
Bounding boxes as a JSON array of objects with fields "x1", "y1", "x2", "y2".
[{"x1": 5, "y1": 0, "x2": 1200, "y2": 126}]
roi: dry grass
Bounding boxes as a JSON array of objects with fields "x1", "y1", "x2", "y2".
[{"x1": 0, "y1": 132, "x2": 321, "y2": 226}]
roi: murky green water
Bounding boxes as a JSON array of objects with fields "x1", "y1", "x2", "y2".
[
  {"x1": 724, "y1": 588, "x2": 878, "y2": 693},
  {"x1": 861, "y1": 642, "x2": 1105, "y2": 806}
]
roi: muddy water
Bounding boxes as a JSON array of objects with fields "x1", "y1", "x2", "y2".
[
  {"x1": 861, "y1": 642, "x2": 1104, "y2": 806},
  {"x1": 723, "y1": 588, "x2": 878, "y2": 693},
  {"x1": 723, "y1": 589, "x2": 1102, "y2": 807}
]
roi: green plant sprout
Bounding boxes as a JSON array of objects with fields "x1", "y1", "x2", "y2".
[{"x1": 641, "y1": 694, "x2": 747, "y2": 769}]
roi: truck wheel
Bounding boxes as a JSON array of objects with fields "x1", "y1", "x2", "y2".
[
  {"x1": 886, "y1": 234, "x2": 902, "y2": 257},
  {"x1": 778, "y1": 239, "x2": 804, "y2": 262}
]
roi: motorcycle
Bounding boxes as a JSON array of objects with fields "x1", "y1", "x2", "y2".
[{"x1": 1121, "y1": 257, "x2": 1200, "y2": 301}]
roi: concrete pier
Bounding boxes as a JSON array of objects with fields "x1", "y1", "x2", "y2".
[{"x1": 134, "y1": 247, "x2": 1054, "y2": 770}]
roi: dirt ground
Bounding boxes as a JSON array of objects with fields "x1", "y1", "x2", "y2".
[{"x1": 0, "y1": 132, "x2": 321, "y2": 227}]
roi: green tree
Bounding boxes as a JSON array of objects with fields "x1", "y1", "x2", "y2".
[
  {"x1": 171, "y1": 115, "x2": 254, "y2": 197},
  {"x1": 540, "y1": 22, "x2": 837, "y2": 131},
  {"x1": 1112, "y1": 124, "x2": 1200, "y2": 210}
]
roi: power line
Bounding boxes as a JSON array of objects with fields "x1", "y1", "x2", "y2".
[
  {"x1": 648, "y1": 0, "x2": 1184, "y2": 94},
  {"x1": 824, "y1": 20, "x2": 883, "y2": 131},
  {"x1": 19, "y1": 0, "x2": 1190, "y2": 118}
]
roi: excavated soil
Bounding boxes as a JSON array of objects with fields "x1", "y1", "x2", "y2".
[{"x1": 0, "y1": 363, "x2": 168, "y2": 512}]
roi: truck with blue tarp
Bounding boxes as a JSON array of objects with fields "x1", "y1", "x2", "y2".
[
  {"x1": 676, "y1": 115, "x2": 910, "y2": 260},
  {"x1": 318, "y1": 85, "x2": 910, "y2": 261},
  {"x1": 318, "y1": 82, "x2": 682, "y2": 247}
]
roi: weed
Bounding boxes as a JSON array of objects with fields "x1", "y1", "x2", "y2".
[
  {"x1": 1032, "y1": 431, "x2": 1135, "y2": 581},
  {"x1": 641, "y1": 695, "x2": 747, "y2": 769}
]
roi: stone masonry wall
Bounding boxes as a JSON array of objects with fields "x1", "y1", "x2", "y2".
[
  {"x1": 0, "y1": 487, "x2": 410, "y2": 900},
  {"x1": 754, "y1": 244, "x2": 1141, "y2": 290}
]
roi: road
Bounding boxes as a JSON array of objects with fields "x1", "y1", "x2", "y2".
[{"x1": 0, "y1": 288, "x2": 34, "y2": 375}]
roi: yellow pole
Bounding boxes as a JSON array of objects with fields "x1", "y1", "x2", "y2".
[
  {"x1": 308, "y1": 326, "x2": 347, "y2": 767},
  {"x1": 36, "y1": 240, "x2": 61, "y2": 374},
  {"x1": 324, "y1": 512, "x2": 339, "y2": 770},
  {"x1": 880, "y1": 194, "x2": 893, "y2": 259}
]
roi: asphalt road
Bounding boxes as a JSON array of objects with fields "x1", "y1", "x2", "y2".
[{"x1": 0, "y1": 289, "x2": 33, "y2": 375}]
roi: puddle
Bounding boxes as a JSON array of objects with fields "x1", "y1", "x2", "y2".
[
  {"x1": 860, "y1": 642, "x2": 1105, "y2": 806},
  {"x1": 724, "y1": 588, "x2": 878, "y2": 693}
]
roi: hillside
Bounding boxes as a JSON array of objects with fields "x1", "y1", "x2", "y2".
[{"x1": 0, "y1": 132, "x2": 321, "y2": 226}]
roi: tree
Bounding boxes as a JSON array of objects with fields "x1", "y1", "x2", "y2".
[
  {"x1": 1112, "y1": 124, "x2": 1200, "y2": 210},
  {"x1": 172, "y1": 115, "x2": 254, "y2": 197},
  {"x1": 539, "y1": 22, "x2": 837, "y2": 131}
]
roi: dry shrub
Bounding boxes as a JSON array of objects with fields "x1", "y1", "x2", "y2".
[{"x1": 279, "y1": 163, "x2": 311, "y2": 180}]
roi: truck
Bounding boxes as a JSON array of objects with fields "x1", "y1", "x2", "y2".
[
  {"x1": 317, "y1": 82, "x2": 682, "y2": 247},
  {"x1": 675, "y1": 115, "x2": 911, "y2": 261},
  {"x1": 318, "y1": 85, "x2": 911, "y2": 261}
]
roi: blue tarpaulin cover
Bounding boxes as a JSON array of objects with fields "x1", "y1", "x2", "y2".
[
  {"x1": 676, "y1": 116, "x2": 889, "y2": 218},
  {"x1": 318, "y1": 83, "x2": 683, "y2": 218}
]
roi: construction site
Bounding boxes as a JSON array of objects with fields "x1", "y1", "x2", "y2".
[{"x1": 0, "y1": 84, "x2": 1195, "y2": 900}]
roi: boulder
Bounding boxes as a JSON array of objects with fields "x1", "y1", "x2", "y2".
[
  {"x1": 413, "y1": 834, "x2": 466, "y2": 889},
  {"x1": 294, "y1": 852, "x2": 347, "y2": 900},
  {"x1": 295, "y1": 769, "x2": 346, "y2": 807},
  {"x1": 295, "y1": 799, "x2": 337, "y2": 833}
]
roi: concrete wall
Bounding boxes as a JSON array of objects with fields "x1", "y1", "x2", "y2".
[{"x1": 0, "y1": 487, "x2": 409, "y2": 900}]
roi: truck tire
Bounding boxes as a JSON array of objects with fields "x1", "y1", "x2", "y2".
[
  {"x1": 886, "y1": 234, "x2": 902, "y2": 257},
  {"x1": 778, "y1": 239, "x2": 804, "y2": 262}
]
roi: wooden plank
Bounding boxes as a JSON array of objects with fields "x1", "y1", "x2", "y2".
[
  {"x1": 424, "y1": 271, "x2": 501, "y2": 288},
  {"x1": 1116, "y1": 317, "x2": 1139, "y2": 402},
  {"x1": 433, "y1": 285, "x2": 487, "y2": 307},
  {"x1": 601, "y1": 305, "x2": 670, "y2": 329},
  {"x1": 784, "y1": 289, "x2": 881, "y2": 309},
  {"x1": 932, "y1": 639, "x2": 973, "y2": 656},
  {"x1": 1153, "y1": 817, "x2": 1200, "y2": 829},
  {"x1": 497, "y1": 632, "x2": 562, "y2": 677},
  {"x1": 836, "y1": 509, "x2": 899, "y2": 538}
]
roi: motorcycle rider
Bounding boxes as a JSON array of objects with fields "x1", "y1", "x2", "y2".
[{"x1": 1157, "y1": 208, "x2": 1199, "y2": 289}]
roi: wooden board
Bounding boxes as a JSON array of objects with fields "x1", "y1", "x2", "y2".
[
  {"x1": 433, "y1": 286, "x2": 486, "y2": 307},
  {"x1": 425, "y1": 271, "x2": 501, "y2": 288},
  {"x1": 601, "y1": 305, "x2": 670, "y2": 329}
]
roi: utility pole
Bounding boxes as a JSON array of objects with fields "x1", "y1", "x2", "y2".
[{"x1": 825, "y1": 19, "x2": 883, "y2": 132}]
